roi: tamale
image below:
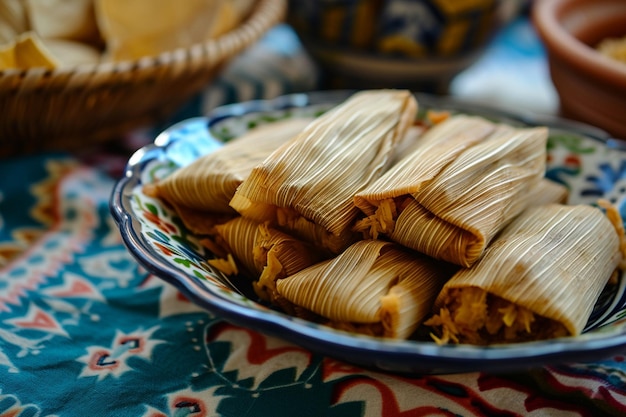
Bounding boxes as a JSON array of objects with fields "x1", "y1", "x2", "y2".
[
  {"x1": 154, "y1": 117, "x2": 314, "y2": 214},
  {"x1": 525, "y1": 177, "x2": 569, "y2": 206},
  {"x1": 168, "y1": 202, "x2": 235, "y2": 236},
  {"x1": 354, "y1": 116, "x2": 549, "y2": 267},
  {"x1": 275, "y1": 240, "x2": 457, "y2": 339},
  {"x1": 212, "y1": 216, "x2": 322, "y2": 302},
  {"x1": 229, "y1": 90, "x2": 418, "y2": 254},
  {"x1": 425, "y1": 203, "x2": 625, "y2": 345}
]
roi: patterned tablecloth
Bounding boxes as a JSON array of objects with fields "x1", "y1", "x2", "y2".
[{"x1": 2, "y1": 20, "x2": 626, "y2": 417}]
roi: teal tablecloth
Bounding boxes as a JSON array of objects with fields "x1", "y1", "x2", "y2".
[{"x1": 2, "y1": 21, "x2": 626, "y2": 417}]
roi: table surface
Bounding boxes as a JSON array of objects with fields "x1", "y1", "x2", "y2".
[{"x1": 2, "y1": 16, "x2": 626, "y2": 417}]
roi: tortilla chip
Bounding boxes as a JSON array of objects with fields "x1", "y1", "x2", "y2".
[
  {"x1": 0, "y1": 0, "x2": 29, "y2": 44},
  {"x1": 24, "y1": 0, "x2": 102, "y2": 46},
  {"x1": 0, "y1": 31, "x2": 58, "y2": 69},
  {"x1": 41, "y1": 38, "x2": 101, "y2": 67},
  {"x1": 95, "y1": 0, "x2": 240, "y2": 61}
]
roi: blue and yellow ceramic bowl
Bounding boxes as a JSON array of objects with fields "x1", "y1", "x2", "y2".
[{"x1": 287, "y1": 0, "x2": 523, "y2": 92}]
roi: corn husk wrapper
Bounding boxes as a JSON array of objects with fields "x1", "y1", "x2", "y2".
[
  {"x1": 526, "y1": 178, "x2": 569, "y2": 206},
  {"x1": 354, "y1": 115, "x2": 549, "y2": 267},
  {"x1": 230, "y1": 89, "x2": 418, "y2": 254},
  {"x1": 213, "y1": 217, "x2": 322, "y2": 302},
  {"x1": 275, "y1": 240, "x2": 457, "y2": 339},
  {"x1": 141, "y1": 182, "x2": 235, "y2": 237},
  {"x1": 388, "y1": 124, "x2": 426, "y2": 166},
  {"x1": 171, "y1": 203, "x2": 236, "y2": 236},
  {"x1": 426, "y1": 203, "x2": 624, "y2": 345},
  {"x1": 155, "y1": 118, "x2": 313, "y2": 216}
]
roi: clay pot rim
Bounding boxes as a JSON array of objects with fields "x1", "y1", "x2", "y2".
[{"x1": 532, "y1": 0, "x2": 626, "y2": 90}]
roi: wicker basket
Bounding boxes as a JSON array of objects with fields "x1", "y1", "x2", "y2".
[{"x1": 0, "y1": 0, "x2": 286, "y2": 157}]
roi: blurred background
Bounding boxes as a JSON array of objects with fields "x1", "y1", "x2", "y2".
[
  {"x1": 1, "y1": 0, "x2": 625, "y2": 156},
  {"x1": 176, "y1": 0, "x2": 556, "y2": 127},
  {"x1": 193, "y1": 0, "x2": 561, "y2": 125}
]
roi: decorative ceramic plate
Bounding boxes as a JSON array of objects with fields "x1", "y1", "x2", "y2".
[{"x1": 110, "y1": 91, "x2": 626, "y2": 375}]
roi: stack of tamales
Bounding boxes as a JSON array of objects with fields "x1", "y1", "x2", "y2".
[
  {"x1": 229, "y1": 89, "x2": 418, "y2": 255},
  {"x1": 149, "y1": 89, "x2": 625, "y2": 344},
  {"x1": 149, "y1": 118, "x2": 314, "y2": 234}
]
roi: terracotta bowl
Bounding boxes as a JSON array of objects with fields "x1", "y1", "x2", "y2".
[
  {"x1": 287, "y1": 0, "x2": 523, "y2": 93},
  {"x1": 533, "y1": 0, "x2": 626, "y2": 139}
]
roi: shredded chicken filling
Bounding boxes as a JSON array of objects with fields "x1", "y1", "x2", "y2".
[
  {"x1": 272, "y1": 297, "x2": 388, "y2": 338},
  {"x1": 353, "y1": 197, "x2": 412, "y2": 239},
  {"x1": 424, "y1": 287, "x2": 569, "y2": 345},
  {"x1": 254, "y1": 249, "x2": 284, "y2": 301},
  {"x1": 207, "y1": 254, "x2": 239, "y2": 276}
]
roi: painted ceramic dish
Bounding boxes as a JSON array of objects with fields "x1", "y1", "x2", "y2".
[
  {"x1": 286, "y1": 0, "x2": 524, "y2": 92},
  {"x1": 110, "y1": 91, "x2": 626, "y2": 375}
]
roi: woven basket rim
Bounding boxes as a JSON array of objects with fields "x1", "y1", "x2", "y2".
[{"x1": 0, "y1": 0, "x2": 286, "y2": 79}]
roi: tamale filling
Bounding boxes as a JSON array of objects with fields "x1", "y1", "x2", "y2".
[
  {"x1": 425, "y1": 287, "x2": 569, "y2": 345},
  {"x1": 353, "y1": 196, "x2": 413, "y2": 239},
  {"x1": 207, "y1": 254, "x2": 238, "y2": 276}
]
